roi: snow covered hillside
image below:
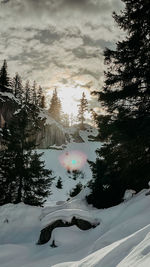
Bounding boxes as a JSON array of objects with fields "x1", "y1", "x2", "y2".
[
  {"x1": 40, "y1": 126, "x2": 100, "y2": 204},
  {"x1": 1, "y1": 131, "x2": 150, "y2": 267},
  {"x1": 1, "y1": 190, "x2": 150, "y2": 267}
]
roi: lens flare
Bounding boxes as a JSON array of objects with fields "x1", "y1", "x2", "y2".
[{"x1": 59, "y1": 150, "x2": 87, "y2": 171}]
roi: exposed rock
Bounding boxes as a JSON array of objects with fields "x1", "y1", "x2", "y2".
[
  {"x1": 0, "y1": 94, "x2": 69, "y2": 148},
  {"x1": 0, "y1": 92, "x2": 98, "y2": 148},
  {"x1": 50, "y1": 240, "x2": 57, "y2": 248},
  {"x1": 37, "y1": 216, "x2": 99, "y2": 245},
  {"x1": 56, "y1": 201, "x2": 66, "y2": 205},
  {"x1": 0, "y1": 92, "x2": 17, "y2": 126},
  {"x1": 145, "y1": 190, "x2": 150, "y2": 196},
  {"x1": 36, "y1": 120, "x2": 69, "y2": 148},
  {"x1": 71, "y1": 129, "x2": 84, "y2": 143},
  {"x1": 123, "y1": 189, "x2": 136, "y2": 201},
  {"x1": 0, "y1": 92, "x2": 18, "y2": 149}
]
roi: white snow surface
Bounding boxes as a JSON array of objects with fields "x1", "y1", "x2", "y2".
[
  {"x1": 39, "y1": 133, "x2": 101, "y2": 204},
  {"x1": 1, "y1": 134, "x2": 150, "y2": 266},
  {"x1": 1, "y1": 190, "x2": 150, "y2": 266},
  {"x1": 0, "y1": 92, "x2": 17, "y2": 100}
]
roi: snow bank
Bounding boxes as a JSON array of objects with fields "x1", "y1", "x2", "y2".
[
  {"x1": 0, "y1": 203, "x2": 41, "y2": 244},
  {"x1": 1, "y1": 188, "x2": 150, "y2": 266},
  {"x1": 42, "y1": 208, "x2": 100, "y2": 229}
]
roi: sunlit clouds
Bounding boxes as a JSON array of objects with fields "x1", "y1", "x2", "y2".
[{"x1": 0, "y1": 0, "x2": 123, "y2": 116}]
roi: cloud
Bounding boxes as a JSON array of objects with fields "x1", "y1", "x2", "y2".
[
  {"x1": 1, "y1": 0, "x2": 10, "y2": 4},
  {"x1": 1, "y1": 0, "x2": 123, "y2": 17},
  {"x1": 0, "y1": 0, "x2": 123, "y2": 112}
]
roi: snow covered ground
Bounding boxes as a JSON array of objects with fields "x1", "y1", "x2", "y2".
[
  {"x1": 40, "y1": 127, "x2": 101, "y2": 204},
  {"x1": 1, "y1": 132, "x2": 150, "y2": 267},
  {"x1": 1, "y1": 190, "x2": 150, "y2": 267}
]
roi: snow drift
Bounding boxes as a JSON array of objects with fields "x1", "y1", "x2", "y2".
[{"x1": 1, "y1": 189, "x2": 150, "y2": 266}]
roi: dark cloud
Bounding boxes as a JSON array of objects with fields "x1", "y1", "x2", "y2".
[
  {"x1": 60, "y1": 0, "x2": 99, "y2": 11},
  {"x1": 77, "y1": 68, "x2": 101, "y2": 80},
  {"x1": 83, "y1": 36, "x2": 113, "y2": 49},
  {"x1": 1, "y1": 0, "x2": 123, "y2": 15},
  {"x1": 63, "y1": 0, "x2": 89, "y2": 4},
  {"x1": 74, "y1": 80, "x2": 94, "y2": 89},
  {"x1": 1, "y1": 0, "x2": 10, "y2": 4},
  {"x1": 72, "y1": 47, "x2": 100, "y2": 59},
  {"x1": 33, "y1": 29, "x2": 61, "y2": 45}
]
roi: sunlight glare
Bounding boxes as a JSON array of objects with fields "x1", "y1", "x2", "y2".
[
  {"x1": 59, "y1": 150, "x2": 87, "y2": 171},
  {"x1": 60, "y1": 85, "x2": 90, "y2": 116}
]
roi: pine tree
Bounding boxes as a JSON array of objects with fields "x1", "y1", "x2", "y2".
[
  {"x1": 62, "y1": 113, "x2": 70, "y2": 127},
  {"x1": 87, "y1": 0, "x2": 150, "y2": 208},
  {"x1": 70, "y1": 183, "x2": 82, "y2": 198},
  {"x1": 77, "y1": 92, "x2": 88, "y2": 129},
  {"x1": 37, "y1": 86, "x2": 46, "y2": 109},
  {"x1": 70, "y1": 113, "x2": 74, "y2": 127},
  {"x1": 13, "y1": 73, "x2": 23, "y2": 100},
  {"x1": 32, "y1": 81, "x2": 38, "y2": 106},
  {"x1": 24, "y1": 80, "x2": 31, "y2": 105},
  {"x1": 41, "y1": 95, "x2": 46, "y2": 109},
  {"x1": 0, "y1": 104, "x2": 53, "y2": 206},
  {"x1": 68, "y1": 170, "x2": 84, "y2": 180},
  {"x1": 0, "y1": 150, "x2": 16, "y2": 205},
  {"x1": 0, "y1": 60, "x2": 11, "y2": 90},
  {"x1": 49, "y1": 88, "x2": 62, "y2": 122},
  {"x1": 0, "y1": 126, "x2": 17, "y2": 205},
  {"x1": 56, "y1": 177, "x2": 63, "y2": 189},
  {"x1": 23, "y1": 152, "x2": 52, "y2": 206},
  {"x1": 37, "y1": 86, "x2": 42, "y2": 104},
  {"x1": 90, "y1": 109, "x2": 98, "y2": 127}
]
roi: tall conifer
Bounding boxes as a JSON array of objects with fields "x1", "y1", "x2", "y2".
[
  {"x1": 49, "y1": 88, "x2": 62, "y2": 122},
  {"x1": 0, "y1": 97, "x2": 52, "y2": 206},
  {"x1": 0, "y1": 60, "x2": 11, "y2": 90},
  {"x1": 87, "y1": 0, "x2": 150, "y2": 208},
  {"x1": 13, "y1": 73, "x2": 23, "y2": 99},
  {"x1": 77, "y1": 92, "x2": 88, "y2": 129}
]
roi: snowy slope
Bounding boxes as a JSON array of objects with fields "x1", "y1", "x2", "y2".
[
  {"x1": 1, "y1": 130, "x2": 150, "y2": 267},
  {"x1": 1, "y1": 190, "x2": 150, "y2": 267},
  {"x1": 39, "y1": 129, "x2": 101, "y2": 204}
]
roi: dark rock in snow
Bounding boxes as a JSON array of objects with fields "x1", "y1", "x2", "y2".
[{"x1": 37, "y1": 216, "x2": 99, "y2": 245}]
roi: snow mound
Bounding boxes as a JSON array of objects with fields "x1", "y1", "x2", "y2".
[
  {"x1": 53, "y1": 224, "x2": 150, "y2": 267},
  {"x1": 1, "y1": 190, "x2": 150, "y2": 266},
  {"x1": 42, "y1": 208, "x2": 99, "y2": 229},
  {"x1": 0, "y1": 203, "x2": 41, "y2": 245}
]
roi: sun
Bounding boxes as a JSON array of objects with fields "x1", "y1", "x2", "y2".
[
  {"x1": 46, "y1": 83, "x2": 91, "y2": 122},
  {"x1": 58, "y1": 85, "x2": 91, "y2": 117}
]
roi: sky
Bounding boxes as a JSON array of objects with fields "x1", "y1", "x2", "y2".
[{"x1": 0, "y1": 0, "x2": 124, "y2": 115}]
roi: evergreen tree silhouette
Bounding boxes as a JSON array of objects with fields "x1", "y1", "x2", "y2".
[
  {"x1": 0, "y1": 98, "x2": 53, "y2": 206},
  {"x1": 0, "y1": 60, "x2": 11, "y2": 90},
  {"x1": 77, "y1": 92, "x2": 88, "y2": 129},
  {"x1": 37, "y1": 86, "x2": 46, "y2": 109},
  {"x1": 13, "y1": 73, "x2": 23, "y2": 99},
  {"x1": 49, "y1": 88, "x2": 62, "y2": 122},
  {"x1": 87, "y1": 0, "x2": 150, "y2": 208}
]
